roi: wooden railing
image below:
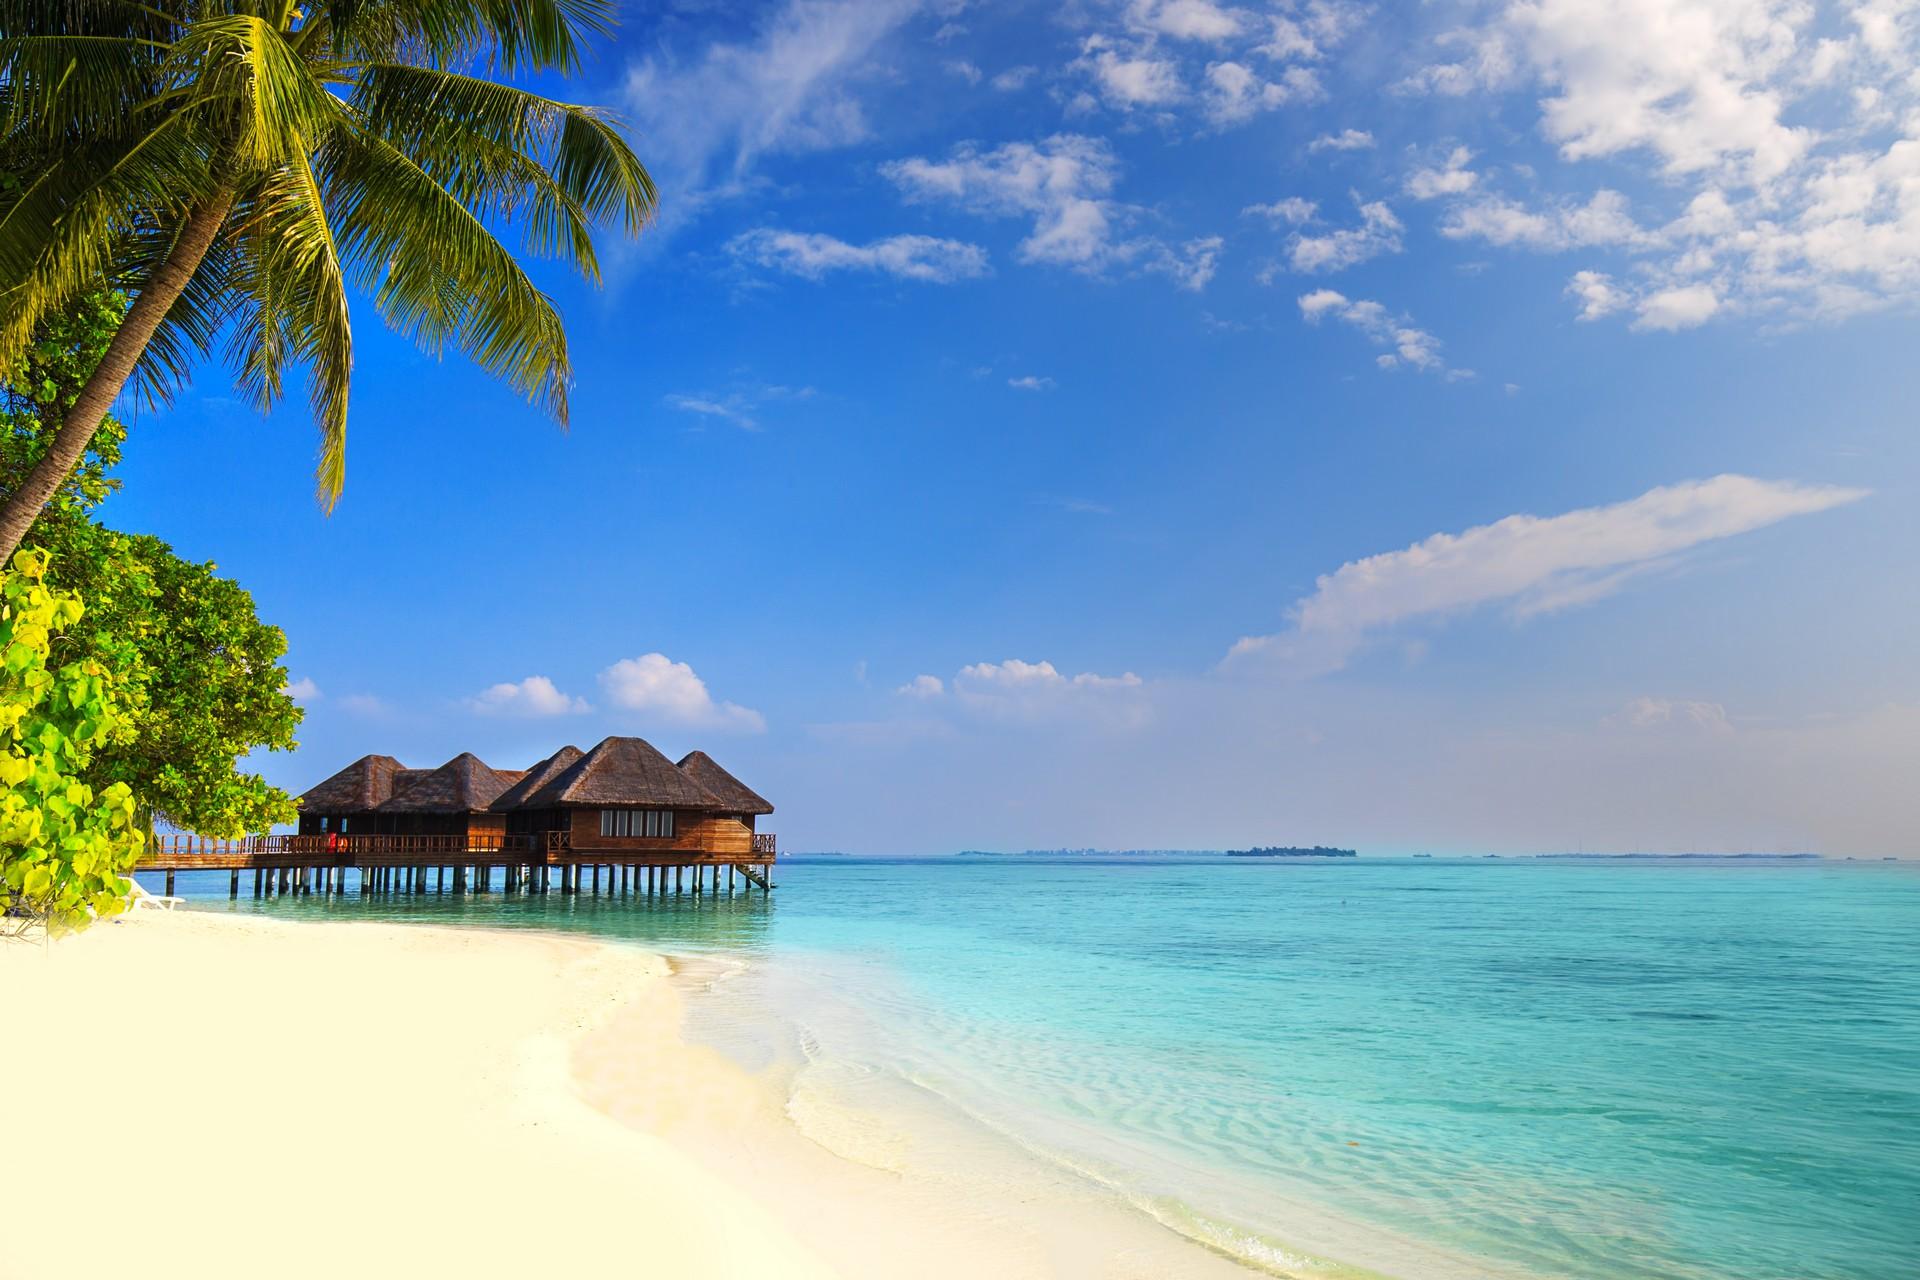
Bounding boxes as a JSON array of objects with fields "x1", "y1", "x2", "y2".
[
  {"x1": 139, "y1": 829, "x2": 777, "y2": 867},
  {"x1": 147, "y1": 833, "x2": 542, "y2": 860}
]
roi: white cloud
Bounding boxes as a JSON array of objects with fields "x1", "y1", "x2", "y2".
[
  {"x1": 728, "y1": 228, "x2": 989, "y2": 283},
  {"x1": 1634, "y1": 283, "x2": 1723, "y2": 330},
  {"x1": 1228, "y1": 475, "x2": 1868, "y2": 673},
  {"x1": 1395, "y1": 0, "x2": 1920, "y2": 326},
  {"x1": 1256, "y1": 1, "x2": 1364, "y2": 60},
  {"x1": 1297, "y1": 289, "x2": 1455, "y2": 374},
  {"x1": 946, "y1": 58, "x2": 982, "y2": 85},
  {"x1": 1131, "y1": 0, "x2": 1245, "y2": 42},
  {"x1": 1287, "y1": 198, "x2": 1404, "y2": 272},
  {"x1": 886, "y1": 135, "x2": 1122, "y2": 268},
  {"x1": 886, "y1": 135, "x2": 1219, "y2": 288},
  {"x1": 284, "y1": 677, "x2": 320, "y2": 702},
  {"x1": 598, "y1": 654, "x2": 766, "y2": 733},
  {"x1": 1008, "y1": 374, "x2": 1057, "y2": 391},
  {"x1": 991, "y1": 65, "x2": 1037, "y2": 91},
  {"x1": 1146, "y1": 235, "x2": 1225, "y2": 290},
  {"x1": 1440, "y1": 190, "x2": 1648, "y2": 250},
  {"x1": 1606, "y1": 696, "x2": 1735, "y2": 733},
  {"x1": 940, "y1": 658, "x2": 1150, "y2": 727},
  {"x1": 621, "y1": 0, "x2": 922, "y2": 223},
  {"x1": 957, "y1": 659, "x2": 1143, "y2": 690},
  {"x1": 1065, "y1": 0, "x2": 1357, "y2": 132},
  {"x1": 664, "y1": 384, "x2": 813, "y2": 432},
  {"x1": 1203, "y1": 60, "x2": 1322, "y2": 124},
  {"x1": 1309, "y1": 128, "x2": 1376, "y2": 152},
  {"x1": 1077, "y1": 37, "x2": 1186, "y2": 107},
  {"x1": 666, "y1": 394, "x2": 756, "y2": 430},
  {"x1": 897, "y1": 674, "x2": 945, "y2": 698},
  {"x1": 1244, "y1": 196, "x2": 1318, "y2": 226},
  {"x1": 1404, "y1": 147, "x2": 1478, "y2": 199},
  {"x1": 1567, "y1": 269, "x2": 1629, "y2": 320},
  {"x1": 468, "y1": 676, "x2": 590, "y2": 717}
]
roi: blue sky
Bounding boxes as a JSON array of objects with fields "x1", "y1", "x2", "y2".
[{"x1": 106, "y1": 0, "x2": 1920, "y2": 854}]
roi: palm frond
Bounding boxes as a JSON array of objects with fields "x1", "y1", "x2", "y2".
[
  {"x1": 351, "y1": 63, "x2": 653, "y2": 278},
  {"x1": 166, "y1": 15, "x2": 342, "y2": 171},
  {"x1": 225, "y1": 148, "x2": 353, "y2": 503},
  {"x1": 0, "y1": 35, "x2": 170, "y2": 141},
  {"x1": 322, "y1": 0, "x2": 614, "y2": 73},
  {"x1": 0, "y1": 111, "x2": 217, "y2": 369},
  {"x1": 323, "y1": 122, "x2": 568, "y2": 422}
]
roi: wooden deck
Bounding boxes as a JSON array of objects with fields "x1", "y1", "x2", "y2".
[{"x1": 136, "y1": 832, "x2": 776, "y2": 898}]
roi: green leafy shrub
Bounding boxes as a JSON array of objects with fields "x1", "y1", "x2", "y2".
[
  {"x1": 0, "y1": 547, "x2": 146, "y2": 938},
  {"x1": 4, "y1": 291, "x2": 301, "y2": 837}
]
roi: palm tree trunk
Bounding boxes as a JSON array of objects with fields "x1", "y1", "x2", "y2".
[{"x1": 0, "y1": 192, "x2": 235, "y2": 562}]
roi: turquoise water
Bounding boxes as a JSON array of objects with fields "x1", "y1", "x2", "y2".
[{"x1": 161, "y1": 856, "x2": 1920, "y2": 1279}]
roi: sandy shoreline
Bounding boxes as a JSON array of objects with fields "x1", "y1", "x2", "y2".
[{"x1": 1, "y1": 910, "x2": 1263, "y2": 1280}]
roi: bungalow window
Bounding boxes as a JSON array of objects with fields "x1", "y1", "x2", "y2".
[{"x1": 599, "y1": 809, "x2": 675, "y2": 838}]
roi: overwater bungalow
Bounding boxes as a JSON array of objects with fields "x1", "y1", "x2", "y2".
[
  {"x1": 140, "y1": 736, "x2": 776, "y2": 898},
  {"x1": 298, "y1": 751, "x2": 524, "y2": 841}
]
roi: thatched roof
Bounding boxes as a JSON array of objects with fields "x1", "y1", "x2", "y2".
[
  {"x1": 520, "y1": 736, "x2": 724, "y2": 810},
  {"x1": 379, "y1": 752, "x2": 520, "y2": 814},
  {"x1": 299, "y1": 754, "x2": 407, "y2": 813},
  {"x1": 677, "y1": 751, "x2": 773, "y2": 815},
  {"x1": 488, "y1": 745, "x2": 584, "y2": 812}
]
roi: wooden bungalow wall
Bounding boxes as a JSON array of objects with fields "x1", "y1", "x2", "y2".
[{"x1": 568, "y1": 810, "x2": 754, "y2": 856}]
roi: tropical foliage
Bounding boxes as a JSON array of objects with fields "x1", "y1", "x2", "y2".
[
  {"x1": 0, "y1": 0, "x2": 656, "y2": 557},
  {"x1": 2, "y1": 292, "x2": 301, "y2": 838},
  {"x1": 0, "y1": 548, "x2": 146, "y2": 938}
]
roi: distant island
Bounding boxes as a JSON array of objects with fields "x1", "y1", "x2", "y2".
[{"x1": 1225, "y1": 846, "x2": 1357, "y2": 858}]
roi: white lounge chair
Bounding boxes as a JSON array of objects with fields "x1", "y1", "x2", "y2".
[{"x1": 129, "y1": 881, "x2": 185, "y2": 911}]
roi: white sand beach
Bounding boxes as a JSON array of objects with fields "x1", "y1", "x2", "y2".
[{"x1": 0, "y1": 911, "x2": 1259, "y2": 1280}]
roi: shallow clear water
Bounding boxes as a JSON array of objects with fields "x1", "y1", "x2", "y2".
[{"x1": 160, "y1": 856, "x2": 1920, "y2": 1279}]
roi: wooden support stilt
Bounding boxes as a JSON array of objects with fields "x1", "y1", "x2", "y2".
[{"x1": 229, "y1": 869, "x2": 240, "y2": 899}]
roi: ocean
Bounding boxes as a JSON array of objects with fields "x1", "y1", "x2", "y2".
[{"x1": 158, "y1": 855, "x2": 1920, "y2": 1279}]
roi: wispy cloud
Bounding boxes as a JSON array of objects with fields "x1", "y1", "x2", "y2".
[
  {"x1": 665, "y1": 384, "x2": 815, "y2": 432},
  {"x1": 621, "y1": 0, "x2": 922, "y2": 227},
  {"x1": 885, "y1": 135, "x2": 1221, "y2": 289},
  {"x1": 1309, "y1": 128, "x2": 1375, "y2": 152},
  {"x1": 1008, "y1": 374, "x2": 1056, "y2": 391},
  {"x1": 283, "y1": 677, "x2": 320, "y2": 702},
  {"x1": 1297, "y1": 289, "x2": 1457, "y2": 375},
  {"x1": 1285, "y1": 197, "x2": 1403, "y2": 272},
  {"x1": 728, "y1": 228, "x2": 989, "y2": 283},
  {"x1": 1229, "y1": 476, "x2": 1869, "y2": 674}
]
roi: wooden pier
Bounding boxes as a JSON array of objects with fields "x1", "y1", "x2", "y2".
[{"x1": 137, "y1": 831, "x2": 776, "y2": 900}]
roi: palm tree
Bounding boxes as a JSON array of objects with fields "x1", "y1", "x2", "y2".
[{"x1": 0, "y1": 0, "x2": 655, "y2": 558}]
